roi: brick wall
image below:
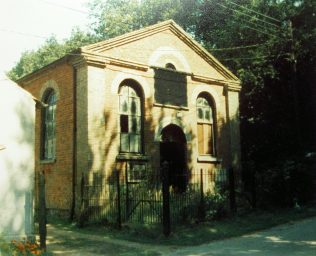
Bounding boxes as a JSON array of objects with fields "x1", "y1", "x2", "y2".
[
  {"x1": 20, "y1": 62, "x2": 74, "y2": 217},
  {"x1": 19, "y1": 27, "x2": 241, "y2": 218},
  {"x1": 80, "y1": 63, "x2": 234, "y2": 181}
]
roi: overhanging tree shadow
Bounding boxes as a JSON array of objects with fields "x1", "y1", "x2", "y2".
[
  {"x1": 238, "y1": 59, "x2": 315, "y2": 209},
  {"x1": 78, "y1": 68, "x2": 234, "y2": 229}
]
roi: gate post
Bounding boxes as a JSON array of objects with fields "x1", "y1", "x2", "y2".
[
  {"x1": 162, "y1": 161, "x2": 171, "y2": 237},
  {"x1": 125, "y1": 164, "x2": 130, "y2": 219},
  {"x1": 229, "y1": 167, "x2": 237, "y2": 212},
  {"x1": 116, "y1": 169, "x2": 122, "y2": 229},
  {"x1": 38, "y1": 171, "x2": 46, "y2": 251},
  {"x1": 198, "y1": 168, "x2": 205, "y2": 221}
]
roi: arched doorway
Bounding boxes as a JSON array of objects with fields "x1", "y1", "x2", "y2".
[{"x1": 160, "y1": 124, "x2": 187, "y2": 192}]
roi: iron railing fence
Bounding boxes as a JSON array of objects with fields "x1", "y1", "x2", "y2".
[{"x1": 81, "y1": 168, "x2": 229, "y2": 225}]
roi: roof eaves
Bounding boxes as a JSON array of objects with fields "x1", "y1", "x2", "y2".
[
  {"x1": 17, "y1": 55, "x2": 71, "y2": 85},
  {"x1": 81, "y1": 20, "x2": 175, "y2": 53},
  {"x1": 80, "y1": 51, "x2": 148, "y2": 71},
  {"x1": 168, "y1": 22, "x2": 240, "y2": 82},
  {"x1": 81, "y1": 19, "x2": 239, "y2": 83}
]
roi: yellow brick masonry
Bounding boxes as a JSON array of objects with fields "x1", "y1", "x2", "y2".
[
  {"x1": 19, "y1": 20, "x2": 241, "y2": 218},
  {"x1": 20, "y1": 62, "x2": 74, "y2": 216}
]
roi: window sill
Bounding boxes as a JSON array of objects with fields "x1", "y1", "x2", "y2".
[
  {"x1": 116, "y1": 154, "x2": 149, "y2": 161},
  {"x1": 40, "y1": 159, "x2": 56, "y2": 164},
  {"x1": 153, "y1": 103, "x2": 189, "y2": 111},
  {"x1": 197, "y1": 155, "x2": 221, "y2": 163}
]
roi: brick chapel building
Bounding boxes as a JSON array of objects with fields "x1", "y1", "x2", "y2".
[{"x1": 19, "y1": 20, "x2": 241, "y2": 218}]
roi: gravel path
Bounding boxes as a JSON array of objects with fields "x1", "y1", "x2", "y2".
[{"x1": 46, "y1": 224, "x2": 176, "y2": 255}]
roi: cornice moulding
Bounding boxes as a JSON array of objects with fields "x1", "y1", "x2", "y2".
[{"x1": 225, "y1": 83, "x2": 242, "y2": 92}]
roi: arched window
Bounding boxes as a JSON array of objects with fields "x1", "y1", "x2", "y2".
[
  {"x1": 165, "y1": 63, "x2": 176, "y2": 70},
  {"x1": 196, "y1": 95, "x2": 215, "y2": 156},
  {"x1": 42, "y1": 89, "x2": 57, "y2": 160},
  {"x1": 119, "y1": 83, "x2": 142, "y2": 153}
]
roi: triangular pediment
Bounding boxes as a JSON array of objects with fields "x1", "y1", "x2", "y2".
[{"x1": 81, "y1": 20, "x2": 239, "y2": 82}]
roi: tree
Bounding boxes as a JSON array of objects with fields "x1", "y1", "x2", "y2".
[
  {"x1": 87, "y1": 0, "x2": 199, "y2": 39},
  {"x1": 198, "y1": 0, "x2": 315, "y2": 206},
  {"x1": 9, "y1": 0, "x2": 315, "y2": 207},
  {"x1": 8, "y1": 28, "x2": 98, "y2": 80}
]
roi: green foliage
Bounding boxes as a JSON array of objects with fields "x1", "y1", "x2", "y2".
[
  {"x1": 8, "y1": 36, "x2": 61, "y2": 80},
  {"x1": 88, "y1": 0, "x2": 142, "y2": 39},
  {"x1": 66, "y1": 206, "x2": 316, "y2": 246},
  {"x1": 204, "y1": 186, "x2": 229, "y2": 220},
  {"x1": 0, "y1": 236, "x2": 11, "y2": 255},
  {"x1": 8, "y1": 28, "x2": 98, "y2": 80},
  {"x1": 87, "y1": 0, "x2": 199, "y2": 39},
  {"x1": 8, "y1": 0, "x2": 316, "y2": 207},
  {"x1": 253, "y1": 156, "x2": 315, "y2": 208},
  {"x1": 192, "y1": 0, "x2": 316, "y2": 207}
]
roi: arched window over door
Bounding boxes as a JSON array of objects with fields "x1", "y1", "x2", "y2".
[
  {"x1": 165, "y1": 63, "x2": 176, "y2": 70},
  {"x1": 42, "y1": 89, "x2": 57, "y2": 160},
  {"x1": 196, "y1": 94, "x2": 216, "y2": 156},
  {"x1": 119, "y1": 82, "x2": 142, "y2": 153}
]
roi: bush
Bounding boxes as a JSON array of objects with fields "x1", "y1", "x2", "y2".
[
  {"x1": 244, "y1": 156, "x2": 314, "y2": 208},
  {"x1": 204, "y1": 186, "x2": 228, "y2": 220}
]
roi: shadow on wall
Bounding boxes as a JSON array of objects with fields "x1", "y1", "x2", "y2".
[
  {"x1": 78, "y1": 70, "x2": 244, "y2": 224},
  {"x1": 78, "y1": 68, "x2": 196, "y2": 224},
  {"x1": 218, "y1": 115, "x2": 241, "y2": 171},
  {"x1": 0, "y1": 84, "x2": 35, "y2": 240}
]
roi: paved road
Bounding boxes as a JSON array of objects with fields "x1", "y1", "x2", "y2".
[
  {"x1": 46, "y1": 217, "x2": 316, "y2": 255},
  {"x1": 169, "y1": 217, "x2": 316, "y2": 256}
]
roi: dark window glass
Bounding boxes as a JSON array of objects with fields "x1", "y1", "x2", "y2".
[
  {"x1": 119, "y1": 85, "x2": 142, "y2": 153},
  {"x1": 42, "y1": 90, "x2": 56, "y2": 160},
  {"x1": 120, "y1": 115, "x2": 129, "y2": 133},
  {"x1": 165, "y1": 63, "x2": 176, "y2": 70}
]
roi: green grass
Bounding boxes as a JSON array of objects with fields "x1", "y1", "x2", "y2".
[{"x1": 49, "y1": 206, "x2": 316, "y2": 247}]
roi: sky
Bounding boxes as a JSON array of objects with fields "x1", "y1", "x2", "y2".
[{"x1": 0, "y1": 0, "x2": 91, "y2": 75}]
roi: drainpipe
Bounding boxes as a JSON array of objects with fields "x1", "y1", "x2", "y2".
[{"x1": 70, "y1": 67, "x2": 77, "y2": 221}]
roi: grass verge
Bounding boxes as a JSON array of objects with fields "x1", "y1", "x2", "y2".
[{"x1": 50, "y1": 206, "x2": 316, "y2": 246}]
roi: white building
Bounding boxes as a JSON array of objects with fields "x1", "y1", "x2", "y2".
[{"x1": 0, "y1": 74, "x2": 36, "y2": 240}]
